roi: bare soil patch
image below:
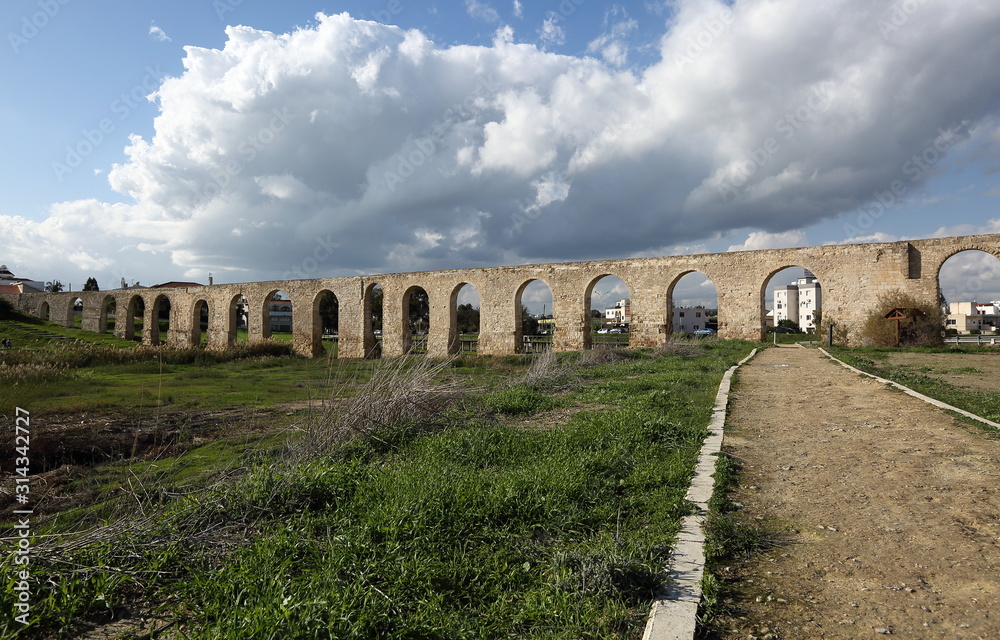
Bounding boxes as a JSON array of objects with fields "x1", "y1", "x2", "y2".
[
  {"x1": 0, "y1": 407, "x2": 281, "y2": 517},
  {"x1": 710, "y1": 346, "x2": 1000, "y2": 639},
  {"x1": 879, "y1": 351, "x2": 1000, "y2": 394}
]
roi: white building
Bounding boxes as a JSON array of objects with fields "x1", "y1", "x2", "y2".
[
  {"x1": 269, "y1": 299, "x2": 293, "y2": 332},
  {"x1": 673, "y1": 307, "x2": 714, "y2": 333},
  {"x1": 946, "y1": 301, "x2": 999, "y2": 333},
  {"x1": 604, "y1": 299, "x2": 631, "y2": 326},
  {"x1": 773, "y1": 270, "x2": 822, "y2": 331}
]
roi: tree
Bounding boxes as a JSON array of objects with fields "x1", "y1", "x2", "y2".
[
  {"x1": 408, "y1": 288, "x2": 429, "y2": 333},
  {"x1": 521, "y1": 305, "x2": 539, "y2": 335},
  {"x1": 83, "y1": 277, "x2": 100, "y2": 291},
  {"x1": 457, "y1": 303, "x2": 480, "y2": 334},
  {"x1": 45, "y1": 280, "x2": 64, "y2": 292},
  {"x1": 590, "y1": 309, "x2": 603, "y2": 318},
  {"x1": 319, "y1": 292, "x2": 339, "y2": 334},
  {"x1": 370, "y1": 287, "x2": 383, "y2": 332}
]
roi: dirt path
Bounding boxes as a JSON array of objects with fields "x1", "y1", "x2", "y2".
[{"x1": 713, "y1": 346, "x2": 1000, "y2": 639}]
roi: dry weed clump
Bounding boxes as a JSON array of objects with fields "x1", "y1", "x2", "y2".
[
  {"x1": 656, "y1": 334, "x2": 707, "y2": 359},
  {"x1": 0, "y1": 361, "x2": 70, "y2": 385},
  {"x1": 294, "y1": 356, "x2": 468, "y2": 458},
  {"x1": 521, "y1": 350, "x2": 561, "y2": 385},
  {"x1": 576, "y1": 348, "x2": 625, "y2": 367}
]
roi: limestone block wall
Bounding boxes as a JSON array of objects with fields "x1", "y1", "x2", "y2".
[{"x1": 7, "y1": 234, "x2": 999, "y2": 357}]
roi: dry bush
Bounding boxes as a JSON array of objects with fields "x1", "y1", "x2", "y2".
[
  {"x1": 294, "y1": 356, "x2": 468, "y2": 459},
  {"x1": 520, "y1": 349, "x2": 561, "y2": 385},
  {"x1": 858, "y1": 289, "x2": 944, "y2": 347},
  {"x1": 656, "y1": 333, "x2": 706, "y2": 358},
  {"x1": 576, "y1": 348, "x2": 625, "y2": 367}
]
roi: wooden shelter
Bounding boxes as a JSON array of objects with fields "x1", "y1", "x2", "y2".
[{"x1": 884, "y1": 307, "x2": 926, "y2": 347}]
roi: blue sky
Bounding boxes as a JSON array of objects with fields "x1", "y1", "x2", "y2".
[{"x1": 2, "y1": 0, "x2": 1000, "y2": 310}]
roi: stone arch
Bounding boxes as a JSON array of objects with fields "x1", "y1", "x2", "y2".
[
  {"x1": 311, "y1": 289, "x2": 340, "y2": 358},
  {"x1": 150, "y1": 294, "x2": 172, "y2": 345},
  {"x1": 932, "y1": 245, "x2": 1000, "y2": 286},
  {"x1": 124, "y1": 295, "x2": 145, "y2": 341},
  {"x1": 667, "y1": 270, "x2": 719, "y2": 337},
  {"x1": 402, "y1": 285, "x2": 429, "y2": 355},
  {"x1": 259, "y1": 289, "x2": 292, "y2": 340},
  {"x1": 68, "y1": 296, "x2": 83, "y2": 327},
  {"x1": 192, "y1": 299, "x2": 210, "y2": 346},
  {"x1": 515, "y1": 278, "x2": 554, "y2": 353},
  {"x1": 584, "y1": 273, "x2": 631, "y2": 349},
  {"x1": 100, "y1": 295, "x2": 117, "y2": 334},
  {"x1": 38, "y1": 301, "x2": 50, "y2": 322},
  {"x1": 937, "y1": 249, "x2": 1000, "y2": 334},
  {"x1": 227, "y1": 294, "x2": 247, "y2": 346},
  {"x1": 450, "y1": 282, "x2": 480, "y2": 354},
  {"x1": 760, "y1": 265, "x2": 825, "y2": 338},
  {"x1": 363, "y1": 282, "x2": 383, "y2": 358}
]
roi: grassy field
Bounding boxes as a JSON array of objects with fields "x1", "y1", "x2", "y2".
[
  {"x1": 0, "y1": 311, "x2": 756, "y2": 639},
  {"x1": 828, "y1": 345, "x2": 1000, "y2": 425}
]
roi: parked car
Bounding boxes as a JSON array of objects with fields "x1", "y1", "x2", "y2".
[
  {"x1": 693, "y1": 328, "x2": 715, "y2": 336},
  {"x1": 770, "y1": 326, "x2": 796, "y2": 334}
]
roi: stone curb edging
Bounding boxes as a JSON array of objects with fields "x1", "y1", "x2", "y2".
[
  {"x1": 642, "y1": 348, "x2": 759, "y2": 640},
  {"x1": 819, "y1": 348, "x2": 1000, "y2": 432}
]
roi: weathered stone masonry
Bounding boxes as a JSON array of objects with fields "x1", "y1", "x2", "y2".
[{"x1": 4, "y1": 234, "x2": 997, "y2": 357}]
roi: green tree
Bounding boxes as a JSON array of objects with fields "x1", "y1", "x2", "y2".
[
  {"x1": 83, "y1": 277, "x2": 100, "y2": 291},
  {"x1": 521, "y1": 305, "x2": 539, "y2": 335},
  {"x1": 319, "y1": 292, "x2": 339, "y2": 334},
  {"x1": 45, "y1": 280, "x2": 64, "y2": 292},
  {"x1": 457, "y1": 303, "x2": 480, "y2": 334},
  {"x1": 408, "y1": 288, "x2": 429, "y2": 333},
  {"x1": 370, "y1": 287, "x2": 383, "y2": 332}
]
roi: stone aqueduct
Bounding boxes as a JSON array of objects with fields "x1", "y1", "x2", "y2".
[{"x1": 4, "y1": 234, "x2": 998, "y2": 357}]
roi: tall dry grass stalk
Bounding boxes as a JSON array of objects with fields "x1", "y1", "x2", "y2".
[{"x1": 293, "y1": 356, "x2": 469, "y2": 459}]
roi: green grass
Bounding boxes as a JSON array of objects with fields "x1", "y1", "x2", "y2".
[
  {"x1": 828, "y1": 346, "x2": 1000, "y2": 424},
  {"x1": 0, "y1": 340, "x2": 756, "y2": 639}
]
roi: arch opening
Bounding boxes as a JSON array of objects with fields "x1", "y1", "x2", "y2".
[
  {"x1": 152, "y1": 295, "x2": 171, "y2": 345},
  {"x1": 515, "y1": 279, "x2": 554, "y2": 353},
  {"x1": 127, "y1": 296, "x2": 145, "y2": 341},
  {"x1": 362, "y1": 283, "x2": 383, "y2": 359},
  {"x1": 669, "y1": 272, "x2": 719, "y2": 338},
  {"x1": 262, "y1": 290, "x2": 292, "y2": 342},
  {"x1": 314, "y1": 290, "x2": 339, "y2": 358},
  {"x1": 938, "y1": 250, "x2": 1000, "y2": 337},
  {"x1": 102, "y1": 296, "x2": 117, "y2": 334},
  {"x1": 762, "y1": 267, "x2": 822, "y2": 341},
  {"x1": 586, "y1": 274, "x2": 631, "y2": 349},
  {"x1": 70, "y1": 297, "x2": 83, "y2": 328},
  {"x1": 227, "y1": 295, "x2": 248, "y2": 345},
  {"x1": 39, "y1": 301, "x2": 50, "y2": 322},
  {"x1": 193, "y1": 300, "x2": 210, "y2": 347},
  {"x1": 404, "y1": 286, "x2": 430, "y2": 355},
  {"x1": 452, "y1": 283, "x2": 480, "y2": 354}
]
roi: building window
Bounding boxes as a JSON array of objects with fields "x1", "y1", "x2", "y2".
[
  {"x1": 696, "y1": 312, "x2": 701, "y2": 318},
  {"x1": 679, "y1": 311, "x2": 684, "y2": 317}
]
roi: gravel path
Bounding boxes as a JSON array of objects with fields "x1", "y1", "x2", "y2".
[{"x1": 714, "y1": 346, "x2": 1000, "y2": 639}]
